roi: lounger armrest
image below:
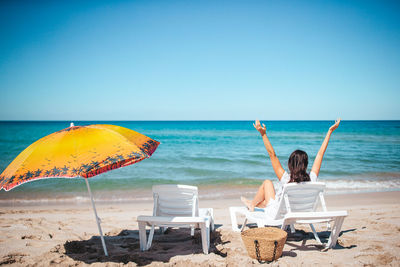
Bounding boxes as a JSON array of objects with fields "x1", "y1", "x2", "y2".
[
  {"x1": 283, "y1": 210, "x2": 347, "y2": 224},
  {"x1": 137, "y1": 215, "x2": 208, "y2": 224}
]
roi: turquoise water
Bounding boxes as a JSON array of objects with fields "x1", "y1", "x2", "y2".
[{"x1": 0, "y1": 121, "x2": 399, "y2": 201}]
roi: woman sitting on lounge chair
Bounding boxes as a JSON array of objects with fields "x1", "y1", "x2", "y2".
[{"x1": 241, "y1": 119, "x2": 341, "y2": 214}]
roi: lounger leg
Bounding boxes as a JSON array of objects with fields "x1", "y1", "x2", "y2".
[
  {"x1": 146, "y1": 225, "x2": 155, "y2": 250},
  {"x1": 229, "y1": 207, "x2": 241, "y2": 232},
  {"x1": 200, "y1": 222, "x2": 209, "y2": 254},
  {"x1": 290, "y1": 224, "x2": 296, "y2": 233},
  {"x1": 206, "y1": 219, "x2": 210, "y2": 251},
  {"x1": 191, "y1": 226, "x2": 195, "y2": 236},
  {"x1": 209, "y1": 209, "x2": 215, "y2": 231},
  {"x1": 138, "y1": 222, "x2": 147, "y2": 251},
  {"x1": 309, "y1": 224, "x2": 322, "y2": 244},
  {"x1": 199, "y1": 208, "x2": 214, "y2": 232},
  {"x1": 327, "y1": 217, "x2": 344, "y2": 248},
  {"x1": 240, "y1": 218, "x2": 248, "y2": 232}
]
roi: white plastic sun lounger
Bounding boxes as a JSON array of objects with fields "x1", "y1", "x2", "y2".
[
  {"x1": 230, "y1": 182, "x2": 347, "y2": 248},
  {"x1": 137, "y1": 184, "x2": 214, "y2": 254}
]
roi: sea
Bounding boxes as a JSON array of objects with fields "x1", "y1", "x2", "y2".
[{"x1": 0, "y1": 121, "x2": 399, "y2": 204}]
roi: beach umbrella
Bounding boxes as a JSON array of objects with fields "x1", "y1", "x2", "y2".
[{"x1": 0, "y1": 123, "x2": 160, "y2": 256}]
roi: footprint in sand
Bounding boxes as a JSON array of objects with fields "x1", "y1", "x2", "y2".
[
  {"x1": 21, "y1": 235, "x2": 41, "y2": 240},
  {"x1": 361, "y1": 244, "x2": 383, "y2": 252},
  {"x1": 0, "y1": 253, "x2": 28, "y2": 265},
  {"x1": 376, "y1": 252, "x2": 396, "y2": 265}
]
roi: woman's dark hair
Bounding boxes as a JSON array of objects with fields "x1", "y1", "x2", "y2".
[{"x1": 288, "y1": 150, "x2": 310, "y2": 183}]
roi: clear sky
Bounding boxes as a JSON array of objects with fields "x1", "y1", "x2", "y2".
[{"x1": 0, "y1": 0, "x2": 399, "y2": 120}]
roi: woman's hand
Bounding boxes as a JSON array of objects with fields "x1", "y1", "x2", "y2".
[
  {"x1": 329, "y1": 118, "x2": 341, "y2": 132},
  {"x1": 253, "y1": 120, "x2": 267, "y2": 136}
]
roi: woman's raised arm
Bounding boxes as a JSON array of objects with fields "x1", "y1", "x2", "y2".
[
  {"x1": 254, "y1": 120, "x2": 285, "y2": 180},
  {"x1": 311, "y1": 119, "x2": 341, "y2": 176}
]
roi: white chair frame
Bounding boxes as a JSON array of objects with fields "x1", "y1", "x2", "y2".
[
  {"x1": 230, "y1": 182, "x2": 347, "y2": 248},
  {"x1": 137, "y1": 184, "x2": 214, "y2": 254}
]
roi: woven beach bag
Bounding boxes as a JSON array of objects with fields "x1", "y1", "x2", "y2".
[{"x1": 241, "y1": 227, "x2": 287, "y2": 263}]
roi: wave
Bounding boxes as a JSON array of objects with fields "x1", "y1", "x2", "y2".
[
  {"x1": 1, "y1": 169, "x2": 399, "y2": 205},
  {"x1": 1, "y1": 176, "x2": 399, "y2": 205},
  {"x1": 321, "y1": 171, "x2": 400, "y2": 180},
  {"x1": 186, "y1": 156, "x2": 235, "y2": 164},
  {"x1": 322, "y1": 180, "x2": 400, "y2": 195},
  {"x1": 184, "y1": 156, "x2": 266, "y2": 167}
]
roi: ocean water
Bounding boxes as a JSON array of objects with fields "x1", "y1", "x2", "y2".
[{"x1": 0, "y1": 121, "x2": 399, "y2": 202}]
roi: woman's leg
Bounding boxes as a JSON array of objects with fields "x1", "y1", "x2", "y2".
[{"x1": 241, "y1": 179, "x2": 276, "y2": 211}]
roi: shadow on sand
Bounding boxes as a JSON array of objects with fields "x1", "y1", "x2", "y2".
[
  {"x1": 64, "y1": 227, "x2": 226, "y2": 265},
  {"x1": 285, "y1": 228, "x2": 357, "y2": 251}
]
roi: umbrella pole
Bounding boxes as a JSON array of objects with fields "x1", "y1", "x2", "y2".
[{"x1": 85, "y1": 178, "x2": 109, "y2": 256}]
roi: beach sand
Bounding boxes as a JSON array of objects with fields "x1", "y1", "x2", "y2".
[{"x1": 0, "y1": 190, "x2": 399, "y2": 266}]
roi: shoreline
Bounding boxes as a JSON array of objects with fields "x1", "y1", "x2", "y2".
[
  {"x1": 1, "y1": 190, "x2": 398, "y2": 208},
  {"x1": 1, "y1": 185, "x2": 399, "y2": 207}
]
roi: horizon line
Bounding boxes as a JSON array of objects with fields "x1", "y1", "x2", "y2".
[{"x1": 0, "y1": 119, "x2": 399, "y2": 122}]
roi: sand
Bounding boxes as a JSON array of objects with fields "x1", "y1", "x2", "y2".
[{"x1": 0, "y1": 190, "x2": 399, "y2": 266}]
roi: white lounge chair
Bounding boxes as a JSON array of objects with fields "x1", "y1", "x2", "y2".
[
  {"x1": 230, "y1": 182, "x2": 347, "y2": 248},
  {"x1": 137, "y1": 184, "x2": 214, "y2": 254}
]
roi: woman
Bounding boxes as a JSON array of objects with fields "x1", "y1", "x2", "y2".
[{"x1": 241, "y1": 119, "x2": 341, "y2": 213}]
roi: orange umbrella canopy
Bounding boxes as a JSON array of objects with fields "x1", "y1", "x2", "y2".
[{"x1": 0, "y1": 124, "x2": 160, "y2": 191}]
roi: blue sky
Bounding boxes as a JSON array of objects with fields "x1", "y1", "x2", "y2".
[{"x1": 0, "y1": 0, "x2": 399, "y2": 120}]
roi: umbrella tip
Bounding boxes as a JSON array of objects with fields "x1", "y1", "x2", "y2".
[{"x1": 70, "y1": 122, "x2": 75, "y2": 127}]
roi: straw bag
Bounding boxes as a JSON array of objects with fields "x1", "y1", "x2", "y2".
[{"x1": 241, "y1": 227, "x2": 287, "y2": 263}]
